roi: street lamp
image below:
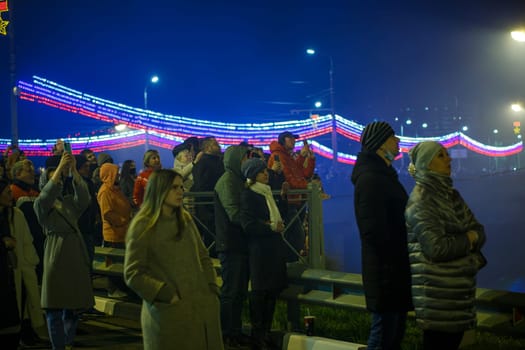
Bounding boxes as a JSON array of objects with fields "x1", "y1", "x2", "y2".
[
  {"x1": 511, "y1": 30, "x2": 525, "y2": 42},
  {"x1": 144, "y1": 75, "x2": 159, "y2": 110},
  {"x1": 306, "y1": 48, "x2": 337, "y2": 162},
  {"x1": 511, "y1": 103, "x2": 523, "y2": 112}
]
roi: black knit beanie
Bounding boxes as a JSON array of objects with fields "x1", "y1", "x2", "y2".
[{"x1": 360, "y1": 121, "x2": 395, "y2": 152}]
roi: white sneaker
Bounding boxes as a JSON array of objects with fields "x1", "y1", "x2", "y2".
[{"x1": 108, "y1": 289, "x2": 128, "y2": 298}]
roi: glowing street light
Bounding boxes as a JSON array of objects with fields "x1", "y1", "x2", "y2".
[
  {"x1": 493, "y1": 129, "x2": 499, "y2": 134},
  {"x1": 421, "y1": 122, "x2": 428, "y2": 128},
  {"x1": 511, "y1": 103, "x2": 523, "y2": 112},
  {"x1": 462, "y1": 126, "x2": 469, "y2": 132},
  {"x1": 314, "y1": 101, "x2": 322, "y2": 108},
  {"x1": 144, "y1": 75, "x2": 159, "y2": 110},
  {"x1": 511, "y1": 30, "x2": 525, "y2": 42}
]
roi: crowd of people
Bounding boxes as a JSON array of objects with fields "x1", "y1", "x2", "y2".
[{"x1": 0, "y1": 124, "x2": 487, "y2": 350}]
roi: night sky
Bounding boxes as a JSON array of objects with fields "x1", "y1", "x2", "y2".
[{"x1": 1, "y1": 0, "x2": 525, "y2": 139}]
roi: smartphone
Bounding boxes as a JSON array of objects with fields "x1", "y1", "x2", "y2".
[
  {"x1": 274, "y1": 155, "x2": 280, "y2": 162},
  {"x1": 64, "y1": 142, "x2": 72, "y2": 154}
]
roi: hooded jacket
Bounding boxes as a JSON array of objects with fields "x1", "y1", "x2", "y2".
[
  {"x1": 214, "y1": 145, "x2": 248, "y2": 253},
  {"x1": 97, "y1": 163, "x2": 132, "y2": 243},
  {"x1": 405, "y1": 171, "x2": 486, "y2": 332},
  {"x1": 351, "y1": 150, "x2": 412, "y2": 312}
]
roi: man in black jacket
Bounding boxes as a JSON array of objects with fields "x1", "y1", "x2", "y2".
[
  {"x1": 191, "y1": 137, "x2": 224, "y2": 256},
  {"x1": 351, "y1": 121, "x2": 412, "y2": 350}
]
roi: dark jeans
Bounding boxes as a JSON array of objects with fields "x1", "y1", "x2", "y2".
[
  {"x1": 45, "y1": 309, "x2": 79, "y2": 350},
  {"x1": 249, "y1": 289, "x2": 279, "y2": 341},
  {"x1": 367, "y1": 312, "x2": 407, "y2": 350},
  {"x1": 218, "y1": 252, "x2": 249, "y2": 338},
  {"x1": 423, "y1": 330, "x2": 464, "y2": 350}
]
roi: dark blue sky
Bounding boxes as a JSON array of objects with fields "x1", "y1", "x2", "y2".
[{"x1": 1, "y1": 0, "x2": 525, "y2": 139}]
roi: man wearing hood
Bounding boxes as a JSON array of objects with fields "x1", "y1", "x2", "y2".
[
  {"x1": 350, "y1": 121, "x2": 412, "y2": 350},
  {"x1": 214, "y1": 145, "x2": 250, "y2": 347}
]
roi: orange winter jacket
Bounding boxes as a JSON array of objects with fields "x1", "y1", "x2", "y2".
[{"x1": 97, "y1": 163, "x2": 132, "y2": 243}]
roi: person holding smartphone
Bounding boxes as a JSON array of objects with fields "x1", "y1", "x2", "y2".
[{"x1": 267, "y1": 131, "x2": 315, "y2": 261}]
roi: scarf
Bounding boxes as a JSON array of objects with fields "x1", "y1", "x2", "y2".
[{"x1": 249, "y1": 181, "x2": 282, "y2": 231}]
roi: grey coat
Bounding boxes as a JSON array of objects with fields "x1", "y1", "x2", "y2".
[
  {"x1": 405, "y1": 172, "x2": 486, "y2": 332},
  {"x1": 124, "y1": 212, "x2": 223, "y2": 350},
  {"x1": 34, "y1": 177, "x2": 94, "y2": 309}
]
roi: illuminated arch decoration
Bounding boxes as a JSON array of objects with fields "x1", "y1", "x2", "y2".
[{"x1": 7, "y1": 75, "x2": 523, "y2": 165}]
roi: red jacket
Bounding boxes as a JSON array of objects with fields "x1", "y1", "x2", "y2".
[
  {"x1": 268, "y1": 141, "x2": 315, "y2": 204},
  {"x1": 133, "y1": 167, "x2": 154, "y2": 207}
]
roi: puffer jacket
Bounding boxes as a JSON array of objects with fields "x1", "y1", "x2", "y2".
[{"x1": 405, "y1": 171, "x2": 486, "y2": 332}]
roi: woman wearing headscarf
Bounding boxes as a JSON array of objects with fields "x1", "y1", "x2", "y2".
[
  {"x1": 124, "y1": 169, "x2": 222, "y2": 350},
  {"x1": 240, "y1": 158, "x2": 288, "y2": 349},
  {"x1": 405, "y1": 141, "x2": 487, "y2": 350},
  {"x1": 33, "y1": 152, "x2": 94, "y2": 350}
]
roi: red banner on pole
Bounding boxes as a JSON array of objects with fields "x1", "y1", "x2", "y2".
[{"x1": 0, "y1": 0, "x2": 7, "y2": 12}]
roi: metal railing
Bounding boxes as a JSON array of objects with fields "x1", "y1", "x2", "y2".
[
  {"x1": 185, "y1": 183, "x2": 327, "y2": 269},
  {"x1": 93, "y1": 247, "x2": 525, "y2": 336}
]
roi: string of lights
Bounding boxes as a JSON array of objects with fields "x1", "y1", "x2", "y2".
[{"x1": 3, "y1": 75, "x2": 522, "y2": 164}]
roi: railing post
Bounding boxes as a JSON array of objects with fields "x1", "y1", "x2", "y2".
[{"x1": 307, "y1": 182, "x2": 326, "y2": 269}]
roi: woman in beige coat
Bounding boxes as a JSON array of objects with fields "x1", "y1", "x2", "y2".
[{"x1": 124, "y1": 169, "x2": 223, "y2": 350}]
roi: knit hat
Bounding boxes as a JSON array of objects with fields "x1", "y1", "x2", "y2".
[
  {"x1": 172, "y1": 143, "x2": 190, "y2": 158},
  {"x1": 278, "y1": 131, "x2": 299, "y2": 145},
  {"x1": 241, "y1": 158, "x2": 267, "y2": 180},
  {"x1": 360, "y1": 121, "x2": 395, "y2": 152},
  {"x1": 408, "y1": 141, "x2": 444, "y2": 175}
]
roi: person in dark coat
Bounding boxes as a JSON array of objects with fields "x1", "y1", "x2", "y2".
[
  {"x1": 214, "y1": 145, "x2": 250, "y2": 347},
  {"x1": 0, "y1": 179, "x2": 21, "y2": 349},
  {"x1": 405, "y1": 141, "x2": 486, "y2": 350},
  {"x1": 240, "y1": 158, "x2": 288, "y2": 349},
  {"x1": 350, "y1": 121, "x2": 412, "y2": 350},
  {"x1": 192, "y1": 137, "x2": 224, "y2": 256}
]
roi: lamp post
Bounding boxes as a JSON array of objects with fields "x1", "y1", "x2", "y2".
[
  {"x1": 143, "y1": 75, "x2": 159, "y2": 110},
  {"x1": 307, "y1": 49, "x2": 337, "y2": 163}
]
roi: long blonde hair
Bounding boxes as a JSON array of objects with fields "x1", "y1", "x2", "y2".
[{"x1": 128, "y1": 169, "x2": 188, "y2": 237}]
